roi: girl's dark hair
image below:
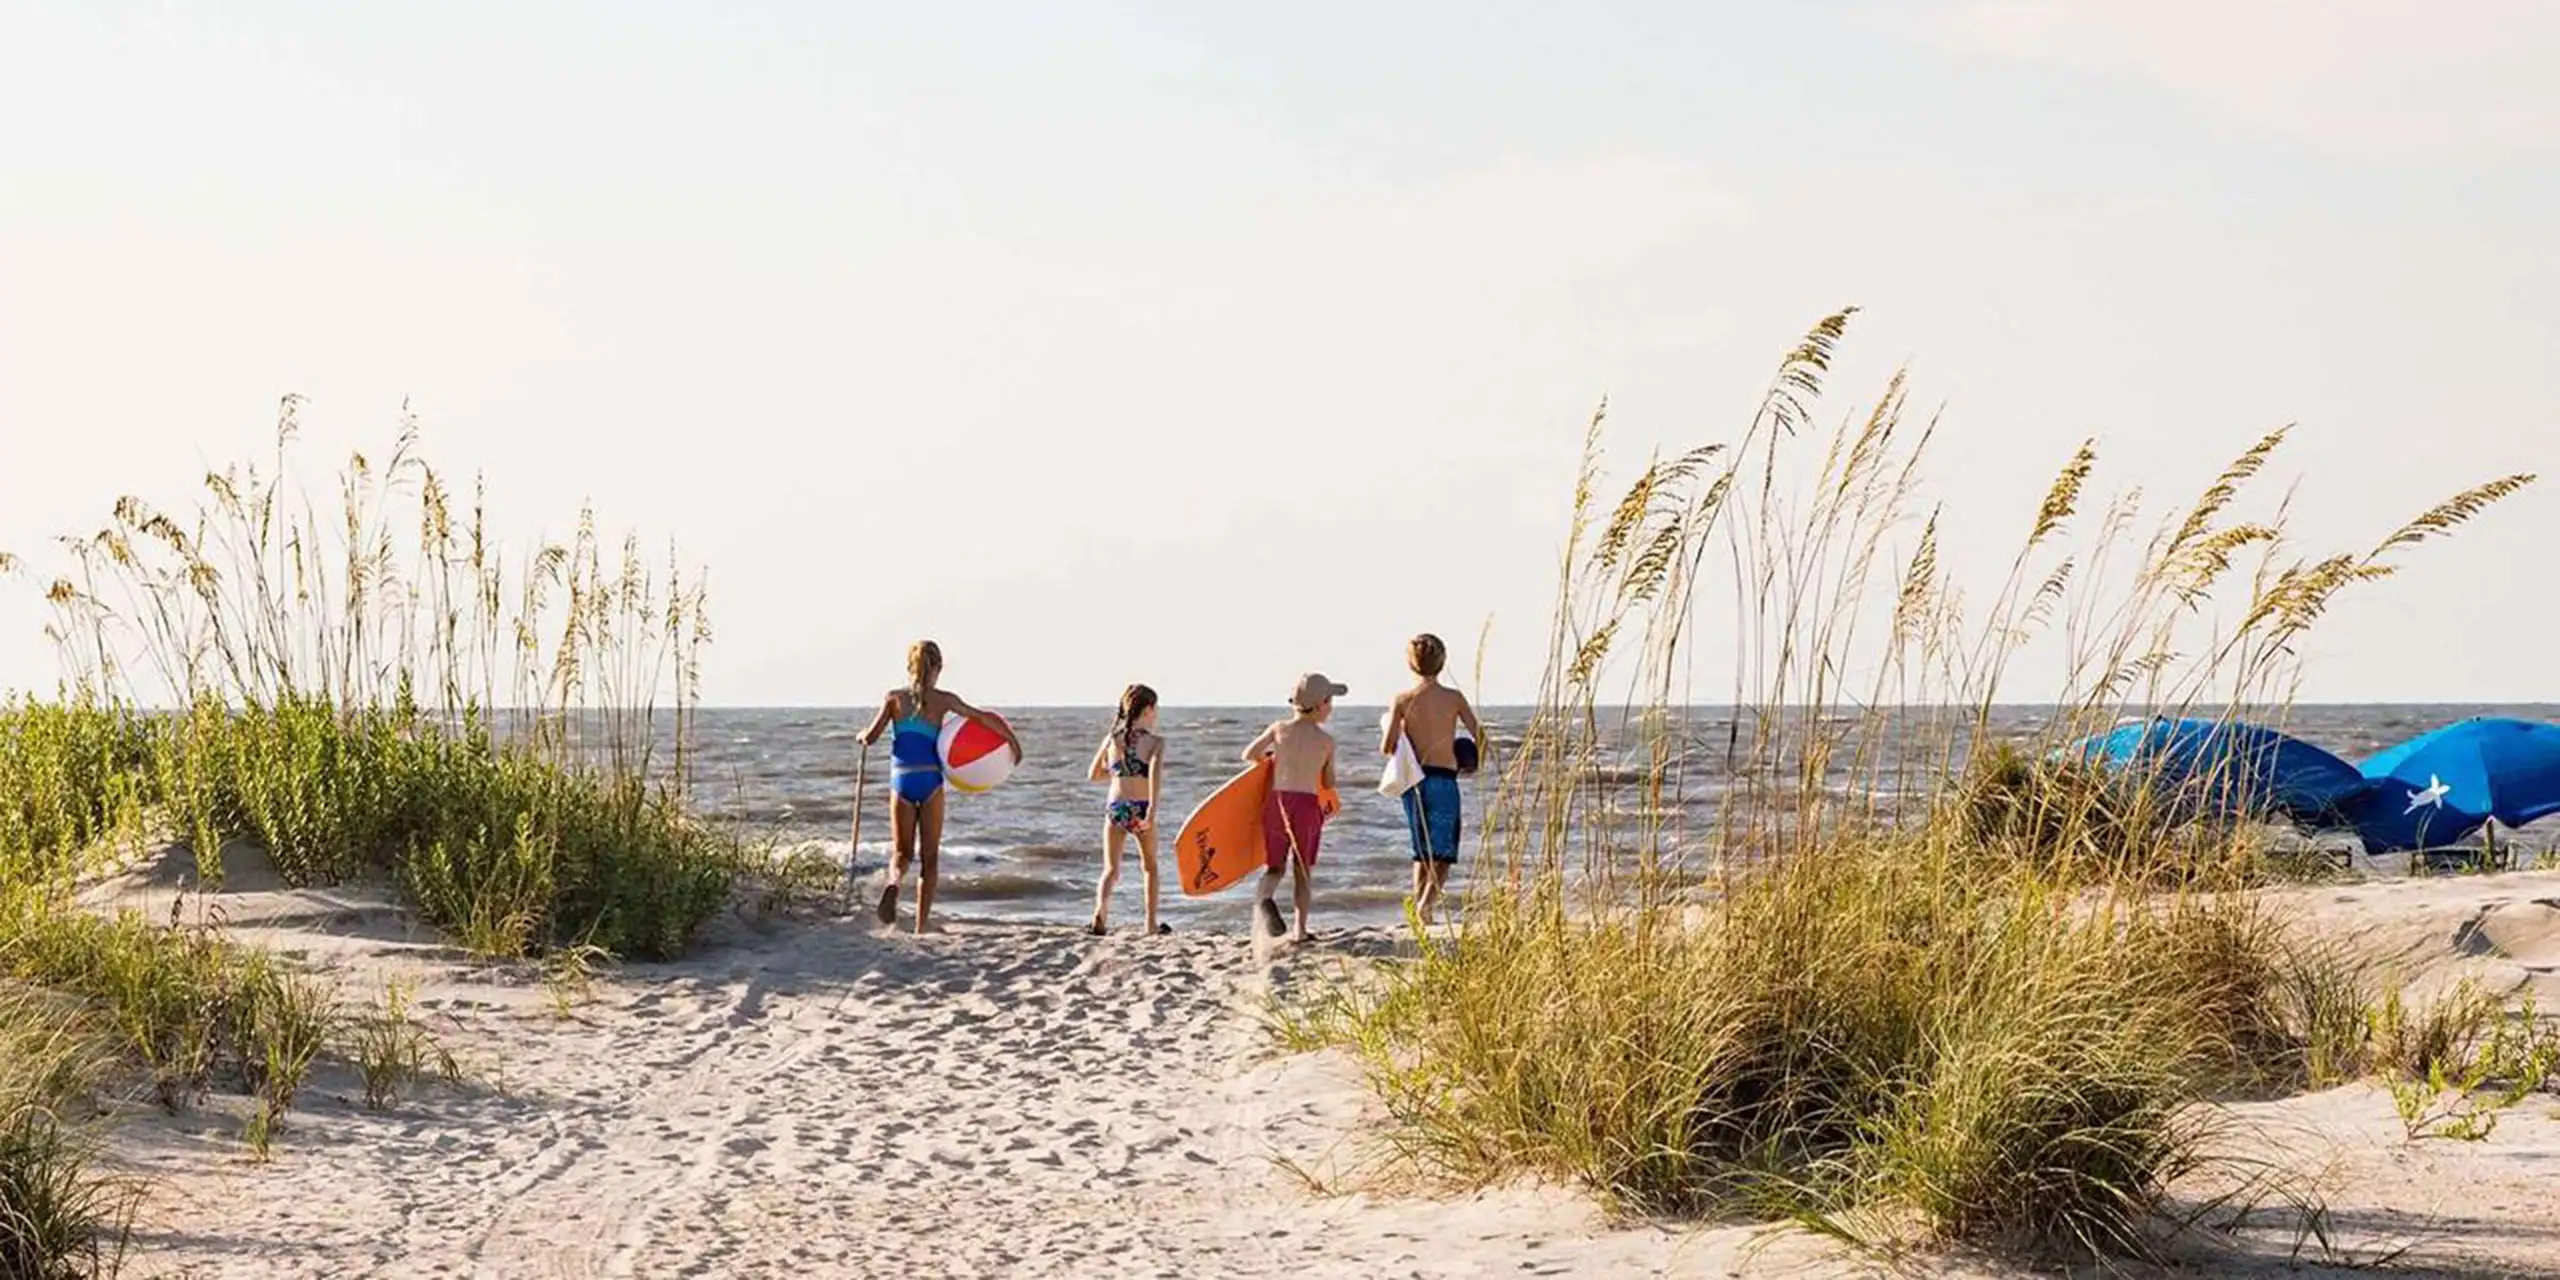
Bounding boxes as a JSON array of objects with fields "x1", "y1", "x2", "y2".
[{"x1": 1112, "y1": 683, "x2": 1159, "y2": 762}]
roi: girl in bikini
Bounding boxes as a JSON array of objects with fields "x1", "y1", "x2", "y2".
[
  {"x1": 1085, "y1": 683, "x2": 1167, "y2": 936},
  {"x1": 857, "y1": 639, "x2": 1021, "y2": 934}
]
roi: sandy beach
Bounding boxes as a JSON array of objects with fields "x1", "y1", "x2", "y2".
[
  {"x1": 77, "y1": 851, "x2": 2560, "y2": 1279},
  {"x1": 12, "y1": 3, "x2": 2560, "y2": 1273}
]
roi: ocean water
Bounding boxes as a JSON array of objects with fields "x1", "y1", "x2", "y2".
[{"x1": 682, "y1": 704, "x2": 2560, "y2": 932}]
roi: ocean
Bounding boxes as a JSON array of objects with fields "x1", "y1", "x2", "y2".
[{"x1": 683, "y1": 704, "x2": 2560, "y2": 932}]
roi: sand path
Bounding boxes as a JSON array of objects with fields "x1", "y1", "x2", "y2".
[
  {"x1": 101, "y1": 862, "x2": 1737, "y2": 1278},
  {"x1": 80, "y1": 859, "x2": 2560, "y2": 1278}
]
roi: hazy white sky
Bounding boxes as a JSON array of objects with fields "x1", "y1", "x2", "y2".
[{"x1": 3, "y1": 1, "x2": 2554, "y2": 706}]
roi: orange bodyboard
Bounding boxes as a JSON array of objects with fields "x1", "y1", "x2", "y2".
[
  {"x1": 1177, "y1": 758, "x2": 1272, "y2": 896},
  {"x1": 1176, "y1": 759, "x2": 1342, "y2": 896}
]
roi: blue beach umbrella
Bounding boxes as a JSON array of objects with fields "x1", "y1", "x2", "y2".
[
  {"x1": 2068, "y1": 716, "x2": 2371, "y2": 822},
  {"x1": 2351, "y1": 717, "x2": 2560, "y2": 853}
]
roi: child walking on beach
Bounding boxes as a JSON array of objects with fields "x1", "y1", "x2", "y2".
[
  {"x1": 857, "y1": 639, "x2": 1022, "y2": 935},
  {"x1": 1086, "y1": 683, "x2": 1168, "y2": 936},
  {"x1": 1383, "y1": 634, "x2": 1483, "y2": 925},
  {"x1": 1244, "y1": 673, "x2": 1345, "y2": 942}
]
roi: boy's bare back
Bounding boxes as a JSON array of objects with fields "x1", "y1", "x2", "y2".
[
  {"x1": 1392, "y1": 684, "x2": 1476, "y2": 771},
  {"x1": 1255, "y1": 718, "x2": 1335, "y2": 793}
]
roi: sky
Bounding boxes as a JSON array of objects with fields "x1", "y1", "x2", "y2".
[{"x1": 2, "y1": 0, "x2": 2554, "y2": 707}]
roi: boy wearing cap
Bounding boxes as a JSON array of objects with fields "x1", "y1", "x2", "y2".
[
  {"x1": 1384, "y1": 634, "x2": 1483, "y2": 925},
  {"x1": 1242, "y1": 673, "x2": 1345, "y2": 941}
]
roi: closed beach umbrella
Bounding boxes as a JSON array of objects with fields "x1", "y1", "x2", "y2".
[
  {"x1": 2351, "y1": 717, "x2": 2560, "y2": 853},
  {"x1": 2069, "y1": 716, "x2": 2369, "y2": 822}
]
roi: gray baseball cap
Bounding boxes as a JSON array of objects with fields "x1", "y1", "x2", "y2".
[{"x1": 1291, "y1": 673, "x2": 1348, "y2": 711}]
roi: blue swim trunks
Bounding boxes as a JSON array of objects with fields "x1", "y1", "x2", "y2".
[{"x1": 1403, "y1": 768, "x2": 1462, "y2": 863}]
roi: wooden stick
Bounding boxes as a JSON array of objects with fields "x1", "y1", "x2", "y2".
[{"x1": 843, "y1": 739, "x2": 870, "y2": 912}]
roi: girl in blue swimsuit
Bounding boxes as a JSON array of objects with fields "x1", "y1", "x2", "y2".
[
  {"x1": 858, "y1": 640, "x2": 1021, "y2": 933},
  {"x1": 1084, "y1": 683, "x2": 1166, "y2": 936}
]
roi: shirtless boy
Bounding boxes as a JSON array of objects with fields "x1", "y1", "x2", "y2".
[
  {"x1": 1243, "y1": 673, "x2": 1345, "y2": 941},
  {"x1": 1383, "y1": 634, "x2": 1484, "y2": 924}
]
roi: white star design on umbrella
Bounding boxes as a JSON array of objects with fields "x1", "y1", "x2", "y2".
[{"x1": 2405, "y1": 774, "x2": 2450, "y2": 814}]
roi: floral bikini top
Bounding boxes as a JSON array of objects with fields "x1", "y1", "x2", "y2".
[{"x1": 1110, "y1": 731, "x2": 1154, "y2": 779}]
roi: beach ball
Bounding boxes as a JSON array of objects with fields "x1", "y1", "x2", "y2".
[{"x1": 939, "y1": 713, "x2": 1017, "y2": 794}]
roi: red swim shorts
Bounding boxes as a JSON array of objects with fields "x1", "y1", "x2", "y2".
[{"x1": 1262, "y1": 790, "x2": 1326, "y2": 871}]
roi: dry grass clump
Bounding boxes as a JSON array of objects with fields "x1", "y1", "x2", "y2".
[
  {"x1": 0, "y1": 984, "x2": 131, "y2": 1280},
  {"x1": 1949, "y1": 746, "x2": 2321, "y2": 888},
  {"x1": 1952, "y1": 745, "x2": 2166, "y2": 874},
  {"x1": 0, "y1": 1110, "x2": 128, "y2": 1280},
  {"x1": 1301, "y1": 851, "x2": 2342, "y2": 1254},
  {"x1": 1294, "y1": 311, "x2": 2534, "y2": 1258}
]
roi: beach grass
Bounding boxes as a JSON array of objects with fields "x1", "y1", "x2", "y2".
[
  {"x1": 0, "y1": 983, "x2": 130, "y2": 1279},
  {"x1": 0, "y1": 409, "x2": 754, "y2": 1273},
  {"x1": 1288, "y1": 309, "x2": 2539, "y2": 1257},
  {"x1": 6, "y1": 403, "x2": 748, "y2": 960}
]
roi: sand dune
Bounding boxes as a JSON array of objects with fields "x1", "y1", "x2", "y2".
[
  {"x1": 76, "y1": 856, "x2": 2560, "y2": 1278},
  {"x1": 2284, "y1": 871, "x2": 2560, "y2": 1008}
]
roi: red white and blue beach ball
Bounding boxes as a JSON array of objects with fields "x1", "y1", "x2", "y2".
[{"x1": 939, "y1": 715, "x2": 1017, "y2": 794}]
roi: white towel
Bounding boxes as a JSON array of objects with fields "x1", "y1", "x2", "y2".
[{"x1": 1378, "y1": 709, "x2": 1426, "y2": 796}]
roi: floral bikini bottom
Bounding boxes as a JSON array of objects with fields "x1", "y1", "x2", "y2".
[{"x1": 1107, "y1": 799, "x2": 1151, "y2": 833}]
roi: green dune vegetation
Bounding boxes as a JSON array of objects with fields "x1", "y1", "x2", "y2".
[
  {"x1": 1, "y1": 405, "x2": 757, "y2": 1275},
  {"x1": 1280, "y1": 311, "x2": 2557, "y2": 1259}
]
